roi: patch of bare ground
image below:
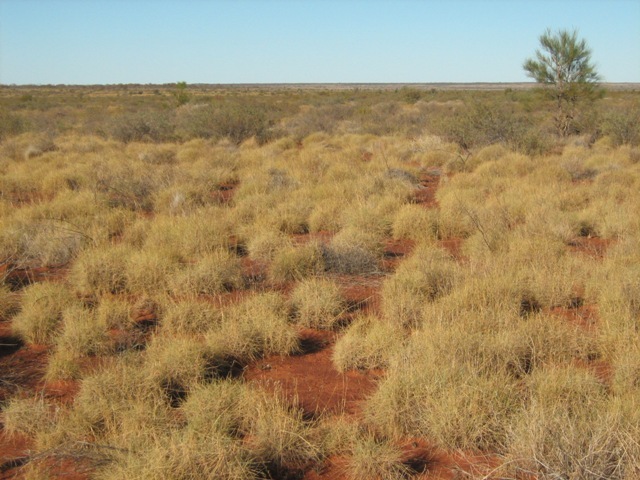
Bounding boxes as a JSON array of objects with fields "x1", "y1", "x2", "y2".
[
  {"x1": 0, "y1": 319, "x2": 89, "y2": 479},
  {"x1": 210, "y1": 180, "x2": 239, "y2": 204},
  {"x1": 413, "y1": 169, "x2": 441, "y2": 208},
  {"x1": 0, "y1": 264, "x2": 69, "y2": 291},
  {"x1": 292, "y1": 230, "x2": 334, "y2": 246},
  {"x1": 0, "y1": 431, "x2": 31, "y2": 480},
  {"x1": 240, "y1": 257, "x2": 268, "y2": 284},
  {"x1": 334, "y1": 274, "x2": 383, "y2": 316},
  {"x1": 548, "y1": 302, "x2": 614, "y2": 385},
  {"x1": 567, "y1": 236, "x2": 614, "y2": 258},
  {"x1": 382, "y1": 238, "x2": 416, "y2": 270},
  {"x1": 549, "y1": 301, "x2": 599, "y2": 332},
  {"x1": 437, "y1": 237, "x2": 465, "y2": 261},
  {"x1": 305, "y1": 439, "x2": 505, "y2": 480},
  {"x1": 244, "y1": 328, "x2": 381, "y2": 417},
  {"x1": 0, "y1": 323, "x2": 47, "y2": 404}
]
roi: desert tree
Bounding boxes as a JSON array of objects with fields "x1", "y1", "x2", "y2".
[
  {"x1": 524, "y1": 28, "x2": 601, "y2": 136},
  {"x1": 173, "y1": 81, "x2": 191, "y2": 106}
]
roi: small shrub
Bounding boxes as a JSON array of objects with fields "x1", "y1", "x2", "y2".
[
  {"x1": 241, "y1": 390, "x2": 320, "y2": 473},
  {"x1": 95, "y1": 296, "x2": 132, "y2": 330},
  {"x1": 125, "y1": 250, "x2": 180, "y2": 294},
  {"x1": 602, "y1": 106, "x2": 640, "y2": 146},
  {"x1": 434, "y1": 100, "x2": 526, "y2": 151},
  {"x1": 365, "y1": 329, "x2": 521, "y2": 450},
  {"x1": 99, "y1": 433, "x2": 257, "y2": 480},
  {"x1": 23, "y1": 134, "x2": 57, "y2": 160},
  {"x1": 391, "y1": 204, "x2": 437, "y2": 241},
  {"x1": 0, "y1": 109, "x2": 26, "y2": 141},
  {"x1": 0, "y1": 220, "x2": 86, "y2": 268},
  {"x1": 45, "y1": 347, "x2": 82, "y2": 381},
  {"x1": 107, "y1": 111, "x2": 175, "y2": 143},
  {"x1": 68, "y1": 356, "x2": 171, "y2": 444},
  {"x1": 176, "y1": 101, "x2": 275, "y2": 145},
  {"x1": 507, "y1": 366, "x2": 632, "y2": 479},
  {"x1": 381, "y1": 246, "x2": 456, "y2": 328},
  {"x1": 144, "y1": 336, "x2": 214, "y2": 404},
  {"x1": 181, "y1": 380, "x2": 250, "y2": 437}
]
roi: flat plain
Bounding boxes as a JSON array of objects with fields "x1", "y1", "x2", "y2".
[{"x1": 1, "y1": 83, "x2": 639, "y2": 479}]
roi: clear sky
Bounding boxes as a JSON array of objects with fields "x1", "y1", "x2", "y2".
[{"x1": 1, "y1": 0, "x2": 639, "y2": 85}]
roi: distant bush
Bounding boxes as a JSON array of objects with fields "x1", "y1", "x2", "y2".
[
  {"x1": 602, "y1": 106, "x2": 640, "y2": 146},
  {"x1": 0, "y1": 109, "x2": 26, "y2": 141},
  {"x1": 107, "y1": 111, "x2": 175, "y2": 143},
  {"x1": 434, "y1": 100, "x2": 551, "y2": 155},
  {"x1": 401, "y1": 87, "x2": 422, "y2": 104},
  {"x1": 284, "y1": 103, "x2": 354, "y2": 140},
  {"x1": 176, "y1": 101, "x2": 275, "y2": 144}
]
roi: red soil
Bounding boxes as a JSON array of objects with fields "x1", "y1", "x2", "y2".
[
  {"x1": 0, "y1": 432, "x2": 31, "y2": 480},
  {"x1": 305, "y1": 439, "x2": 505, "y2": 480},
  {"x1": 567, "y1": 236, "x2": 614, "y2": 258},
  {"x1": 548, "y1": 303, "x2": 614, "y2": 385},
  {"x1": 334, "y1": 275, "x2": 383, "y2": 316},
  {"x1": 292, "y1": 230, "x2": 334, "y2": 246},
  {"x1": 244, "y1": 329, "x2": 380, "y2": 416},
  {"x1": 0, "y1": 326, "x2": 48, "y2": 404},
  {"x1": 0, "y1": 319, "x2": 85, "y2": 479},
  {"x1": 438, "y1": 237, "x2": 464, "y2": 261},
  {"x1": 549, "y1": 303, "x2": 599, "y2": 331},
  {"x1": 414, "y1": 171, "x2": 441, "y2": 208},
  {"x1": 382, "y1": 238, "x2": 416, "y2": 270},
  {"x1": 210, "y1": 181, "x2": 238, "y2": 204},
  {"x1": 0, "y1": 264, "x2": 68, "y2": 290},
  {"x1": 240, "y1": 257, "x2": 268, "y2": 284}
]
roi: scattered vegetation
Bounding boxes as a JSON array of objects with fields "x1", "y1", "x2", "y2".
[{"x1": 1, "y1": 83, "x2": 639, "y2": 479}]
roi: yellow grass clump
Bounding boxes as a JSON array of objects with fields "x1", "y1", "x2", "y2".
[
  {"x1": 289, "y1": 277, "x2": 345, "y2": 329},
  {"x1": 12, "y1": 282, "x2": 77, "y2": 345}
]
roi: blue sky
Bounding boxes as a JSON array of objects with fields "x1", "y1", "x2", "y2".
[{"x1": 1, "y1": 0, "x2": 639, "y2": 85}]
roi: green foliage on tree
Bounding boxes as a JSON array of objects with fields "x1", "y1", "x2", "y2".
[
  {"x1": 523, "y1": 29, "x2": 601, "y2": 136},
  {"x1": 173, "y1": 81, "x2": 191, "y2": 106}
]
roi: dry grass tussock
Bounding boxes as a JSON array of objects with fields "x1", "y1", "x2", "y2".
[{"x1": 11, "y1": 282, "x2": 77, "y2": 345}]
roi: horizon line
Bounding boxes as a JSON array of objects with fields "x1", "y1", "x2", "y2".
[{"x1": 2, "y1": 81, "x2": 639, "y2": 90}]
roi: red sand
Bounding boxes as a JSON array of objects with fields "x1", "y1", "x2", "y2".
[{"x1": 244, "y1": 329, "x2": 381, "y2": 416}]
